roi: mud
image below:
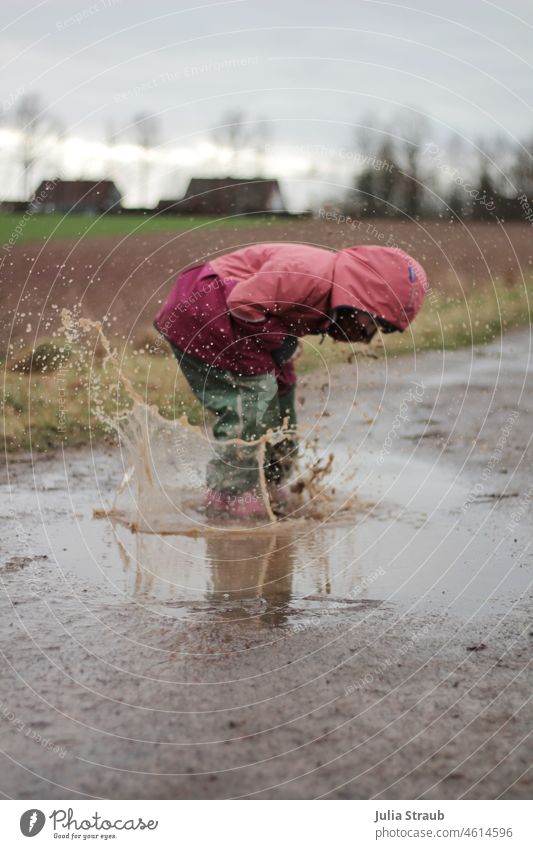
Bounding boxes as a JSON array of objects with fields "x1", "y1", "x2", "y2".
[{"x1": 0, "y1": 330, "x2": 531, "y2": 799}]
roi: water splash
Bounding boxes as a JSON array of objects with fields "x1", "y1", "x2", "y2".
[{"x1": 61, "y1": 310, "x2": 348, "y2": 533}]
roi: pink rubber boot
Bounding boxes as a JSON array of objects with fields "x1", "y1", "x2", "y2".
[
  {"x1": 204, "y1": 489, "x2": 229, "y2": 515},
  {"x1": 204, "y1": 489, "x2": 268, "y2": 520}
]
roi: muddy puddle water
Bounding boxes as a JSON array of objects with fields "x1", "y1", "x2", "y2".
[
  {"x1": 12, "y1": 314, "x2": 528, "y2": 627},
  {"x1": 10, "y1": 443, "x2": 530, "y2": 627}
]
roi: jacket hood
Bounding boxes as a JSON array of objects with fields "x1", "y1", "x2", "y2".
[{"x1": 332, "y1": 245, "x2": 428, "y2": 331}]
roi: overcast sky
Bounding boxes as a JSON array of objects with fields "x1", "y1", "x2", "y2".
[{"x1": 1, "y1": 0, "x2": 532, "y2": 207}]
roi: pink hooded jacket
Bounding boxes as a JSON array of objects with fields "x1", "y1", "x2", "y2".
[{"x1": 155, "y1": 243, "x2": 427, "y2": 389}]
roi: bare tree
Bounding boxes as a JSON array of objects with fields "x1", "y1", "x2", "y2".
[
  {"x1": 12, "y1": 92, "x2": 53, "y2": 199},
  {"x1": 394, "y1": 111, "x2": 432, "y2": 217},
  {"x1": 104, "y1": 118, "x2": 120, "y2": 180},
  {"x1": 354, "y1": 111, "x2": 384, "y2": 157},
  {"x1": 213, "y1": 109, "x2": 249, "y2": 171},
  {"x1": 351, "y1": 114, "x2": 402, "y2": 216},
  {"x1": 132, "y1": 112, "x2": 160, "y2": 206},
  {"x1": 249, "y1": 115, "x2": 273, "y2": 176},
  {"x1": 478, "y1": 133, "x2": 516, "y2": 197},
  {"x1": 512, "y1": 134, "x2": 533, "y2": 196}
]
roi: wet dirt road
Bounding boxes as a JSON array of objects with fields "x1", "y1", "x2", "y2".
[{"x1": 1, "y1": 329, "x2": 531, "y2": 799}]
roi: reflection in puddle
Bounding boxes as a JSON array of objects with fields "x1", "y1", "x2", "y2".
[
  {"x1": 20, "y1": 445, "x2": 531, "y2": 626},
  {"x1": 92, "y1": 468, "x2": 531, "y2": 624},
  {"x1": 110, "y1": 519, "x2": 382, "y2": 626}
]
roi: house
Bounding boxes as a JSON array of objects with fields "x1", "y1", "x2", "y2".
[
  {"x1": 160, "y1": 177, "x2": 286, "y2": 215},
  {"x1": 31, "y1": 179, "x2": 122, "y2": 214}
]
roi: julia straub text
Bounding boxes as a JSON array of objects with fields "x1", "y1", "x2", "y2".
[{"x1": 374, "y1": 809, "x2": 445, "y2": 823}]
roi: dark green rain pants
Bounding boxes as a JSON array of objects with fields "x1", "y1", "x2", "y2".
[{"x1": 172, "y1": 347, "x2": 298, "y2": 494}]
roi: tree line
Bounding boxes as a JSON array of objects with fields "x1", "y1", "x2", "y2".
[
  {"x1": 344, "y1": 113, "x2": 533, "y2": 221},
  {"x1": 1, "y1": 94, "x2": 532, "y2": 220}
]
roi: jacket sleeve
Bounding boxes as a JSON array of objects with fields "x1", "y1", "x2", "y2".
[
  {"x1": 225, "y1": 257, "x2": 301, "y2": 323},
  {"x1": 229, "y1": 312, "x2": 291, "y2": 354}
]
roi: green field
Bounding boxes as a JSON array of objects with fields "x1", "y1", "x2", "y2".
[{"x1": 0, "y1": 212, "x2": 287, "y2": 247}]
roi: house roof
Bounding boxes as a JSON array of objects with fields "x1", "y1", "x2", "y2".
[
  {"x1": 179, "y1": 177, "x2": 284, "y2": 214},
  {"x1": 32, "y1": 179, "x2": 121, "y2": 208}
]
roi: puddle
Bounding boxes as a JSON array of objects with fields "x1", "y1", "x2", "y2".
[
  {"x1": 7, "y1": 444, "x2": 530, "y2": 626},
  {"x1": 5, "y1": 317, "x2": 530, "y2": 626}
]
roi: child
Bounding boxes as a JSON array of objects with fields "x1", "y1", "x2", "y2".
[{"x1": 155, "y1": 243, "x2": 427, "y2": 518}]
